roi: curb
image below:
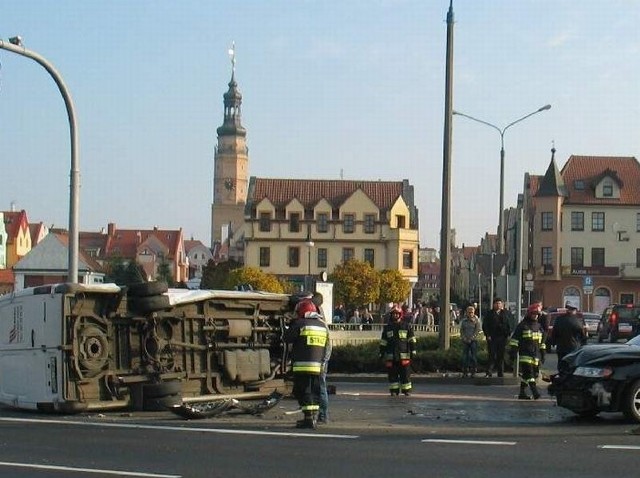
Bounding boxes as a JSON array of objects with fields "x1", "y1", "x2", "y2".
[{"x1": 327, "y1": 373, "x2": 520, "y2": 386}]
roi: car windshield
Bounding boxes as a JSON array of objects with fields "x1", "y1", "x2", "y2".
[
  {"x1": 627, "y1": 335, "x2": 640, "y2": 346},
  {"x1": 616, "y1": 307, "x2": 640, "y2": 320}
]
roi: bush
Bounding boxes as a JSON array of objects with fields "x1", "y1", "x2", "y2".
[{"x1": 329, "y1": 336, "x2": 489, "y2": 373}]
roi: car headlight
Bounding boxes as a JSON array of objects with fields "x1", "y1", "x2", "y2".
[{"x1": 573, "y1": 366, "x2": 613, "y2": 378}]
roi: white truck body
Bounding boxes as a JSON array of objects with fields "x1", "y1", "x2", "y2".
[{"x1": 0, "y1": 283, "x2": 293, "y2": 412}]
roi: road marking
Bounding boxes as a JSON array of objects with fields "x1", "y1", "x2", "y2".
[
  {"x1": 0, "y1": 461, "x2": 180, "y2": 477},
  {"x1": 599, "y1": 445, "x2": 640, "y2": 450},
  {"x1": 0, "y1": 417, "x2": 358, "y2": 439},
  {"x1": 422, "y1": 439, "x2": 517, "y2": 446}
]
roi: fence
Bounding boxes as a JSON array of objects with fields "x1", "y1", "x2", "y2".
[{"x1": 327, "y1": 323, "x2": 461, "y2": 347}]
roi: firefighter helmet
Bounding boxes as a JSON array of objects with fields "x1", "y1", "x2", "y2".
[{"x1": 295, "y1": 299, "x2": 318, "y2": 318}]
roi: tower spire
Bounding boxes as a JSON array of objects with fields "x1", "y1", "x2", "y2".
[{"x1": 228, "y1": 41, "x2": 236, "y2": 81}]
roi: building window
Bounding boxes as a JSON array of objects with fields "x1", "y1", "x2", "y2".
[
  {"x1": 317, "y1": 213, "x2": 329, "y2": 233},
  {"x1": 591, "y1": 248, "x2": 605, "y2": 267},
  {"x1": 402, "y1": 250, "x2": 413, "y2": 269},
  {"x1": 571, "y1": 247, "x2": 584, "y2": 268},
  {"x1": 364, "y1": 248, "x2": 375, "y2": 266},
  {"x1": 570, "y1": 212, "x2": 584, "y2": 231},
  {"x1": 636, "y1": 212, "x2": 640, "y2": 232},
  {"x1": 259, "y1": 212, "x2": 272, "y2": 232},
  {"x1": 591, "y1": 212, "x2": 605, "y2": 231},
  {"x1": 288, "y1": 247, "x2": 300, "y2": 267},
  {"x1": 636, "y1": 249, "x2": 640, "y2": 268},
  {"x1": 317, "y1": 248, "x2": 327, "y2": 268},
  {"x1": 289, "y1": 212, "x2": 300, "y2": 233},
  {"x1": 396, "y1": 215, "x2": 406, "y2": 228},
  {"x1": 342, "y1": 247, "x2": 355, "y2": 262},
  {"x1": 364, "y1": 214, "x2": 376, "y2": 234},
  {"x1": 602, "y1": 181, "x2": 613, "y2": 197},
  {"x1": 574, "y1": 180, "x2": 585, "y2": 190},
  {"x1": 343, "y1": 214, "x2": 355, "y2": 234},
  {"x1": 620, "y1": 293, "x2": 635, "y2": 305},
  {"x1": 541, "y1": 212, "x2": 553, "y2": 231},
  {"x1": 259, "y1": 247, "x2": 270, "y2": 267},
  {"x1": 571, "y1": 247, "x2": 584, "y2": 267},
  {"x1": 542, "y1": 247, "x2": 552, "y2": 266}
]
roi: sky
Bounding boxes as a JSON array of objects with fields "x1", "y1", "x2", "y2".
[{"x1": 1, "y1": 1, "x2": 639, "y2": 249}]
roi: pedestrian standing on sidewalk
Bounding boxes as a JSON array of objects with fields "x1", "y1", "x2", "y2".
[
  {"x1": 459, "y1": 304, "x2": 481, "y2": 377},
  {"x1": 482, "y1": 297, "x2": 513, "y2": 377},
  {"x1": 379, "y1": 305, "x2": 417, "y2": 396},
  {"x1": 509, "y1": 304, "x2": 546, "y2": 399}
]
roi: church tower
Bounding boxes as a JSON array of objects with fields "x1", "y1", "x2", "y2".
[{"x1": 211, "y1": 43, "x2": 249, "y2": 252}]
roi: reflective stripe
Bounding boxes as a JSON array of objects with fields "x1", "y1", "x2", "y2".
[
  {"x1": 508, "y1": 339, "x2": 519, "y2": 347},
  {"x1": 301, "y1": 404, "x2": 320, "y2": 411},
  {"x1": 389, "y1": 382, "x2": 400, "y2": 390},
  {"x1": 380, "y1": 339, "x2": 388, "y2": 346},
  {"x1": 293, "y1": 361, "x2": 322, "y2": 373},
  {"x1": 519, "y1": 356, "x2": 539, "y2": 366},
  {"x1": 400, "y1": 382, "x2": 412, "y2": 390},
  {"x1": 399, "y1": 330, "x2": 408, "y2": 339}
]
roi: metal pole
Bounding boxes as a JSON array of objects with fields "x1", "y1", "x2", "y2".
[
  {"x1": 498, "y1": 141, "x2": 505, "y2": 254},
  {"x1": 0, "y1": 38, "x2": 79, "y2": 283},
  {"x1": 516, "y1": 203, "x2": 524, "y2": 322},
  {"x1": 490, "y1": 252, "x2": 495, "y2": 305},
  {"x1": 478, "y1": 272, "x2": 482, "y2": 319},
  {"x1": 439, "y1": 0, "x2": 455, "y2": 350}
]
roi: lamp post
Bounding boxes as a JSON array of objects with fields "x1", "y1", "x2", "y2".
[
  {"x1": 305, "y1": 239, "x2": 315, "y2": 292},
  {"x1": 0, "y1": 36, "x2": 80, "y2": 283},
  {"x1": 453, "y1": 104, "x2": 551, "y2": 255}
]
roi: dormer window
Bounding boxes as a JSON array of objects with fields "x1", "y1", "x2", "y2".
[
  {"x1": 574, "y1": 180, "x2": 585, "y2": 190},
  {"x1": 602, "y1": 181, "x2": 613, "y2": 197}
]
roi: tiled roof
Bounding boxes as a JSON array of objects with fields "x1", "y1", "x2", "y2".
[
  {"x1": 462, "y1": 246, "x2": 480, "y2": 260},
  {"x1": 419, "y1": 262, "x2": 440, "y2": 275},
  {"x1": 14, "y1": 233, "x2": 103, "y2": 272},
  {"x1": 104, "y1": 227, "x2": 182, "y2": 259},
  {"x1": 561, "y1": 156, "x2": 640, "y2": 205},
  {"x1": 250, "y1": 178, "x2": 406, "y2": 210},
  {"x1": 527, "y1": 175, "x2": 542, "y2": 197},
  {"x1": 184, "y1": 240, "x2": 207, "y2": 253},
  {"x1": 2, "y1": 210, "x2": 28, "y2": 240}
]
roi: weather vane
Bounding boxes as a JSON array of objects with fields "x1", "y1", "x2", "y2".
[{"x1": 228, "y1": 41, "x2": 236, "y2": 76}]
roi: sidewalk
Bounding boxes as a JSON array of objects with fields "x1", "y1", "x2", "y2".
[{"x1": 328, "y1": 373, "x2": 520, "y2": 386}]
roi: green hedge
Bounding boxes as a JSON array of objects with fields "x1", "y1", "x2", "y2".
[{"x1": 329, "y1": 336, "x2": 490, "y2": 373}]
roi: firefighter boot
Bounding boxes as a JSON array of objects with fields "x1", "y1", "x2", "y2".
[
  {"x1": 529, "y1": 382, "x2": 541, "y2": 400},
  {"x1": 518, "y1": 383, "x2": 531, "y2": 400},
  {"x1": 296, "y1": 411, "x2": 316, "y2": 429}
]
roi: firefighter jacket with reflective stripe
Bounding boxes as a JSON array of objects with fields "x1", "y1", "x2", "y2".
[
  {"x1": 286, "y1": 316, "x2": 329, "y2": 375},
  {"x1": 380, "y1": 320, "x2": 417, "y2": 362},
  {"x1": 509, "y1": 316, "x2": 546, "y2": 365}
]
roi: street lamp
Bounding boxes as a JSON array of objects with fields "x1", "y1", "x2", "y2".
[
  {"x1": 453, "y1": 104, "x2": 551, "y2": 255},
  {"x1": 0, "y1": 36, "x2": 80, "y2": 283},
  {"x1": 305, "y1": 239, "x2": 315, "y2": 291}
]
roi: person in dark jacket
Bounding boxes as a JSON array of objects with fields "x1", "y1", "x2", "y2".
[
  {"x1": 482, "y1": 297, "x2": 513, "y2": 377},
  {"x1": 509, "y1": 304, "x2": 546, "y2": 399},
  {"x1": 285, "y1": 299, "x2": 330, "y2": 429},
  {"x1": 551, "y1": 303, "x2": 587, "y2": 363},
  {"x1": 379, "y1": 305, "x2": 417, "y2": 396}
]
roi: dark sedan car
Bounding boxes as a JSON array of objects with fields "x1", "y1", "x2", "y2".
[{"x1": 548, "y1": 335, "x2": 640, "y2": 422}]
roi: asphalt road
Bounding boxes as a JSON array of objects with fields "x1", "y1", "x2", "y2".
[{"x1": 1, "y1": 366, "x2": 639, "y2": 478}]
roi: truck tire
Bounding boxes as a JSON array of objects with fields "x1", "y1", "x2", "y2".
[
  {"x1": 143, "y1": 381, "x2": 182, "y2": 398},
  {"x1": 129, "y1": 295, "x2": 171, "y2": 313},
  {"x1": 128, "y1": 281, "x2": 168, "y2": 297}
]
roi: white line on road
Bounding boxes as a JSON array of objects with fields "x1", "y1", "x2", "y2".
[
  {"x1": 599, "y1": 445, "x2": 640, "y2": 450},
  {"x1": 422, "y1": 439, "x2": 517, "y2": 446},
  {"x1": 0, "y1": 417, "x2": 358, "y2": 439},
  {"x1": 0, "y1": 461, "x2": 180, "y2": 477}
]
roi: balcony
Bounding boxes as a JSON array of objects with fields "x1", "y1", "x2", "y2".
[{"x1": 620, "y1": 263, "x2": 640, "y2": 280}]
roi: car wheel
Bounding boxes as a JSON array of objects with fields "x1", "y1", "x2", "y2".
[{"x1": 623, "y1": 380, "x2": 640, "y2": 423}]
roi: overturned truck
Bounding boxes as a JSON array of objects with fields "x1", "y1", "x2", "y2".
[{"x1": 0, "y1": 282, "x2": 295, "y2": 413}]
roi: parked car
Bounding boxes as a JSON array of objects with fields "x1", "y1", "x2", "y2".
[
  {"x1": 548, "y1": 334, "x2": 640, "y2": 422},
  {"x1": 597, "y1": 304, "x2": 640, "y2": 343},
  {"x1": 582, "y1": 312, "x2": 601, "y2": 337}
]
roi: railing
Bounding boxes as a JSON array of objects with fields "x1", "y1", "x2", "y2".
[{"x1": 327, "y1": 323, "x2": 460, "y2": 347}]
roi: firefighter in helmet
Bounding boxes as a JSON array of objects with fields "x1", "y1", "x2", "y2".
[
  {"x1": 379, "y1": 305, "x2": 417, "y2": 396},
  {"x1": 508, "y1": 303, "x2": 546, "y2": 399},
  {"x1": 285, "y1": 298, "x2": 330, "y2": 429}
]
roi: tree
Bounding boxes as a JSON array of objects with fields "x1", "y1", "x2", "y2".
[
  {"x1": 156, "y1": 259, "x2": 174, "y2": 287},
  {"x1": 378, "y1": 269, "x2": 412, "y2": 305},
  {"x1": 329, "y1": 259, "x2": 380, "y2": 310},
  {"x1": 200, "y1": 259, "x2": 241, "y2": 290},
  {"x1": 226, "y1": 267, "x2": 285, "y2": 293},
  {"x1": 104, "y1": 257, "x2": 146, "y2": 286}
]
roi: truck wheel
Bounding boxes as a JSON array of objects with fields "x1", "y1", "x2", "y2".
[
  {"x1": 623, "y1": 380, "x2": 640, "y2": 422},
  {"x1": 143, "y1": 381, "x2": 182, "y2": 398},
  {"x1": 129, "y1": 295, "x2": 171, "y2": 313},
  {"x1": 128, "y1": 281, "x2": 168, "y2": 297}
]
